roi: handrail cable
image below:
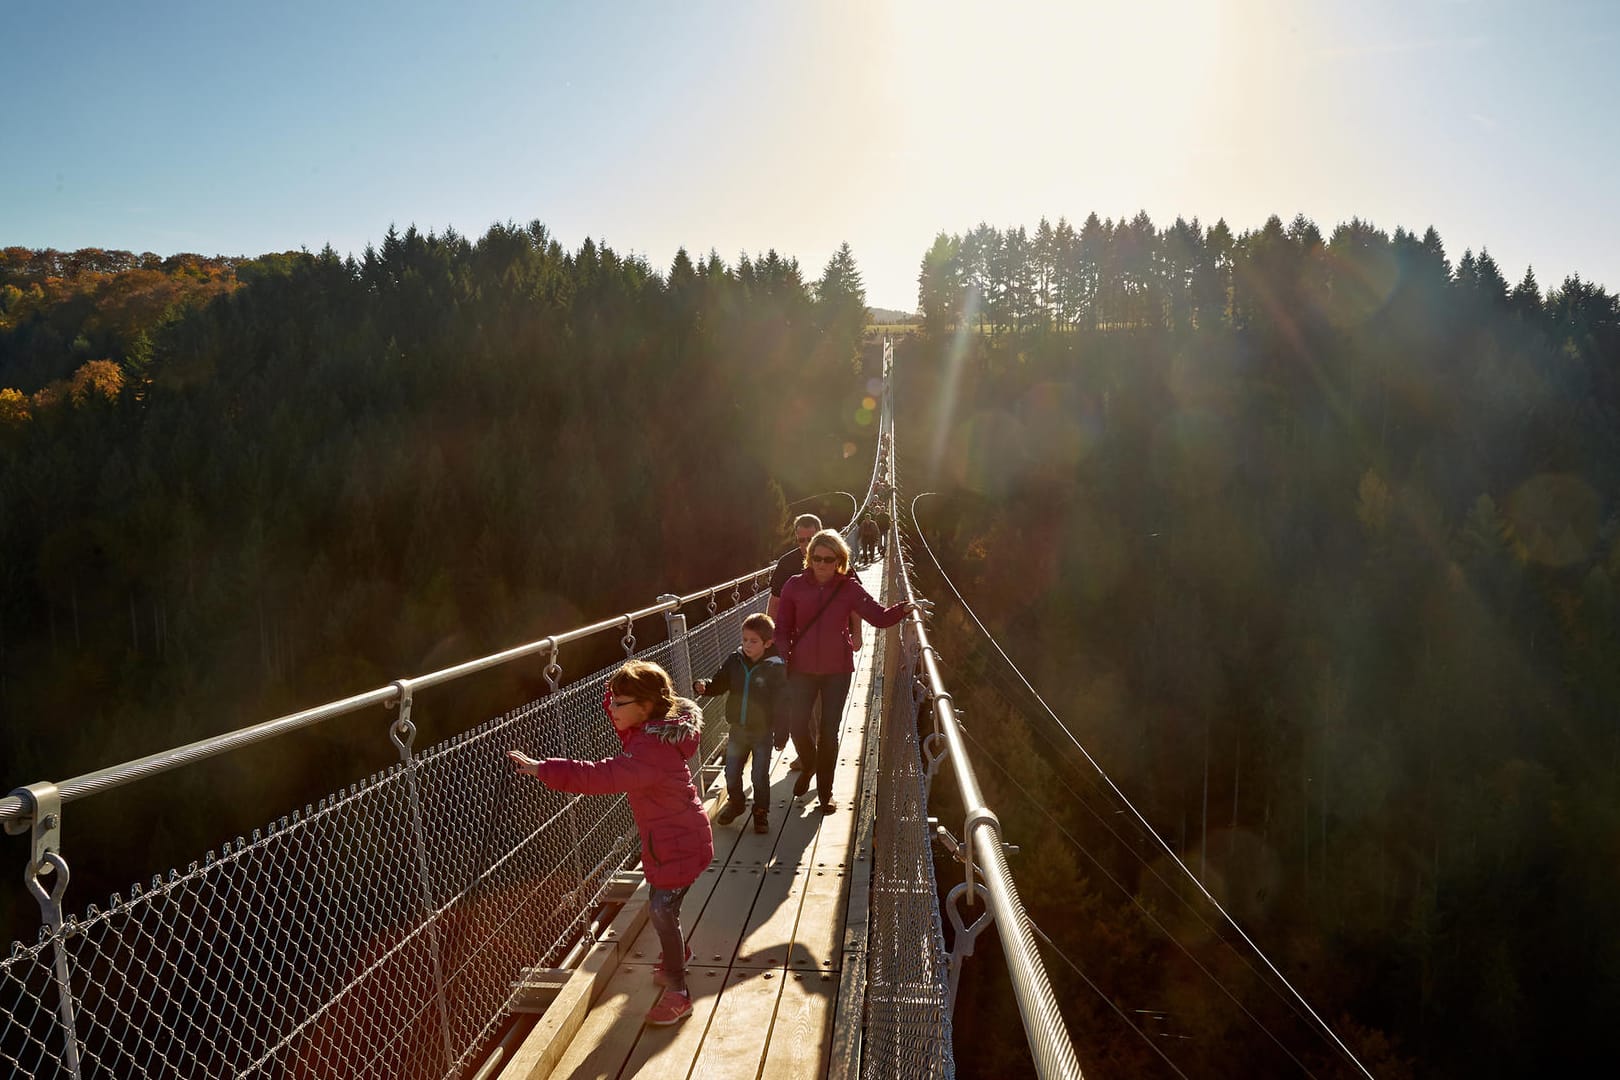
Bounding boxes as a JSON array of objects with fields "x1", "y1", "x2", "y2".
[
  {"x1": 955, "y1": 722, "x2": 1316, "y2": 1077},
  {"x1": 910, "y1": 494, "x2": 1376, "y2": 1080},
  {"x1": 1, "y1": 564, "x2": 772, "y2": 825},
  {"x1": 889, "y1": 525, "x2": 1301, "y2": 1074},
  {"x1": 942, "y1": 640, "x2": 1328, "y2": 1047},
  {"x1": 887, "y1": 484, "x2": 1084, "y2": 1074}
]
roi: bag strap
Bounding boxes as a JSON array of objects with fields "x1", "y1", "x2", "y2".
[{"x1": 789, "y1": 576, "x2": 847, "y2": 657}]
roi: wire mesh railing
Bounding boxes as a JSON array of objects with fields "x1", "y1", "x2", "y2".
[
  {"x1": 860, "y1": 336, "x2": 1082, "y2": 1079},
  {"x1": 860, "y1": 530, "x2": 955, "y2": 1079},
  {"x1": 1, "y1": 581, "x2": 765, "y2": 1080}
]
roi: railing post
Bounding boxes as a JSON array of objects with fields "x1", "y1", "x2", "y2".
[{"x1": 659, "y1": 594, "x2": 694, "y2": 700}]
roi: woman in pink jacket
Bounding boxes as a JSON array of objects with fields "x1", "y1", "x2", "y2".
[
  {"x1": 775, "y1": 529, "x2": 917, "y2": 812},
  {"x1": 508, "y1": 660, "x2": 712, "y2": 1026}
]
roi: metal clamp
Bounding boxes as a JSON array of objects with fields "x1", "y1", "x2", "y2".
[
  {"x1": 620, "y1": 615, "x2": 637, "y2": 657},
  {"x1": 540, "y1": 638, "x2": 562, "y2": 693},
  {"x1": 387, "y1": 679, "x2": 416, "y2": 758},
  {"x1": 706, "y1": 590, "x2": 717, "y2": 616},
  {"x1": 730, "y1": 584, "x2": 740, "y2": 607},
  {"x1": 961, "y1": 805, "x2": 1002, "y2": 905},
  {"x1": 6, "y1": 782, "x2": 63, "y2": 883}
]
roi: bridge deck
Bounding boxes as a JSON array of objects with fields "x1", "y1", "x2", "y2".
[{"x1": 501, "y1": 557, "x2": 888, "y2": 1080}]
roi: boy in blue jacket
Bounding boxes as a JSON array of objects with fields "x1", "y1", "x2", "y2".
[{"x1": 695, "y1": 613, "x2": 787, "y2": 834}]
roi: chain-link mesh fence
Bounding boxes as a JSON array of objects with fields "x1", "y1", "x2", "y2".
[
  {"x1": 1, "y1": 595, "x2": 761, "y2": 1080},
  {"x1": 860, "y1": 522, "x2": 955, "y2": 1079}
]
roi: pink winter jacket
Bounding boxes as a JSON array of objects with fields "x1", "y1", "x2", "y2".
[
  {"x1": 776, "y1": 570, "x2": 910, "y2": 675},
  {"x1": 531, "y1": 695, "x2": 714, "y2": 890}
]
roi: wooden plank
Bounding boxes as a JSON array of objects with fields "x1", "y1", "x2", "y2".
[
  {"x1": 542, "y1": 960, "x2": 724, "y2": 1080},
  {"x1": 733, "y1": 863, "x2": 807, "y2": 970},
  {"x1": 770, "y1": 797, "x2": 826, "y2": 870},
  {"x1": 829, "y1": 673, "x2": 884, "y2": 1080},
  {"x1": 537, "y1": 965, "x2": 649, "y2": 1080},
  {"x1": 786, "y1": 866, "x2": 851, "y2": 974},
  {"x1": 615, "y1": 964, "x2": 725, "y2": 1078},
  {"x1": 498, "y1": 882, "x2": 650, "y2": 1080},
  {"x1": 808, "y1": 770, "x2": 861, "y2": 867},
  {"x1": 760, "y1": 972, "x2": 839, "y2": 1080},
  {"x1": 827, "y1": 859, "x2": 873, "y2": 1080},
  {"x1": 687, "y1": 967, "x2": 785, "y2": 1077},
  {"x1": 686, "y1": 862, "x2": 768, "y2": 968}
]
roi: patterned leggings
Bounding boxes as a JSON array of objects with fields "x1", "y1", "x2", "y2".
[{"x1": 648, "y1": 885, "x2": 690, "y2": 991}]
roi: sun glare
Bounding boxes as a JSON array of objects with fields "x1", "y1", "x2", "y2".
[{"x1": 888, "y1": 0, "x2": 1231, "y2": 206}]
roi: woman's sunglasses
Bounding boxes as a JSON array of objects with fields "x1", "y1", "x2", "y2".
[{"x1": 810, "y1": 554, "x2": 839, "y2": 565}]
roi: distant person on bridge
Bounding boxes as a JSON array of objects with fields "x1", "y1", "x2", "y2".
[
  {"x1": 695, "y1": 613, "x2": 787, "y2": 835},
  {"x1": 875, "y1": 505, "x2": 892, "y2": 555},
  {"x1": 776, "y1": 530, "x2": 917, "y2": 812},
  {"x1": 507, "y1": 660, "x2": 710, "y2": 1026},
  {"x1": 858, "y1": 514, "x2": 881, "y2": 565}
]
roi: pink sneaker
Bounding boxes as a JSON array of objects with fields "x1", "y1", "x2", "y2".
[
  {"x1": 646, "y1": 989, "x2": 693, "y2": 1026},
  {"x1": 652, "y1": 945, "x2": 693, "y2": 987}
]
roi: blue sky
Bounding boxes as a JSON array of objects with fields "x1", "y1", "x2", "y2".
[{"x1": 6, "y1": 0, "x2": 1618, "y2": 311}]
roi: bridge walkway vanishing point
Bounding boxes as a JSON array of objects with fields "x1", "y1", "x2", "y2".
[{"x1": 499, "y1": 551, "x2": 895, "y2": 1080}]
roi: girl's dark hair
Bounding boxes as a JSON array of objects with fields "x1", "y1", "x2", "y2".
[{"x1": 609, "y1": 660, "x2": 678, "y2": 719}]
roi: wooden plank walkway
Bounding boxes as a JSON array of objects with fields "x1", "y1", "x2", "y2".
[{"x1": 500, "y1": 557, "x2": 889, "y2": 1080}]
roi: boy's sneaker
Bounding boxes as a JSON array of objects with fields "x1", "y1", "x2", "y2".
[
  {"x1": 652, "y1": 945, "x2": 693, "y2": 987},
  {"x1": 792, "y1": 770, "x2": 812, "y2": 797},
  {"x1": 752, "y1": 808, "x2": 770, "y2": 834},
  {"x1": 717, "y1": 802, "x2": 744, "y2": 826},
  {"x1": 646, "y1": 989, "x2": 693, "y2": 1026}
]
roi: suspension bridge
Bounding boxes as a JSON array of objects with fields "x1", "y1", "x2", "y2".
[{"x1": 1, "y1": 341, "x2": 1369, "y2": 1078}]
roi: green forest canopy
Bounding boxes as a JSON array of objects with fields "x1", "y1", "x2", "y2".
[{"x1": 901, "y1": 212, "x2": 1618, "y2": 1076}]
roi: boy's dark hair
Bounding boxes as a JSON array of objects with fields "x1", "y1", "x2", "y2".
[
  {"x1": 742, "y1": 613, "x2": 775, "y2": 640},
  {"x1": 609, "y1": 660, "x2": 678, "y2": 720}
]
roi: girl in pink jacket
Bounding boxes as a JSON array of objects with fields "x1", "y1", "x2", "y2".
[{"x1": 508, "y1": 660, "x2": 712, "y2": 1026}]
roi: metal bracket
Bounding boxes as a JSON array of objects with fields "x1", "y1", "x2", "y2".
[
  {"x1": 387, "y1": 679, "x2": 417, "y2": 759},
  {"x1": 620, "y1": 615, "x2": 637, "y2": 657},
  {"x1": 6, "y1": 782, "x2": 63, "y2": 882},
  {"x1": 961, "y1": 805, "x2": 1001, "y2": 906},
  {"x1": 540, "y1": 638, "x2": 562, "y2": 694},
  {"x1": 658, "y1": 594, "x2": 684, "y2": 643}
]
